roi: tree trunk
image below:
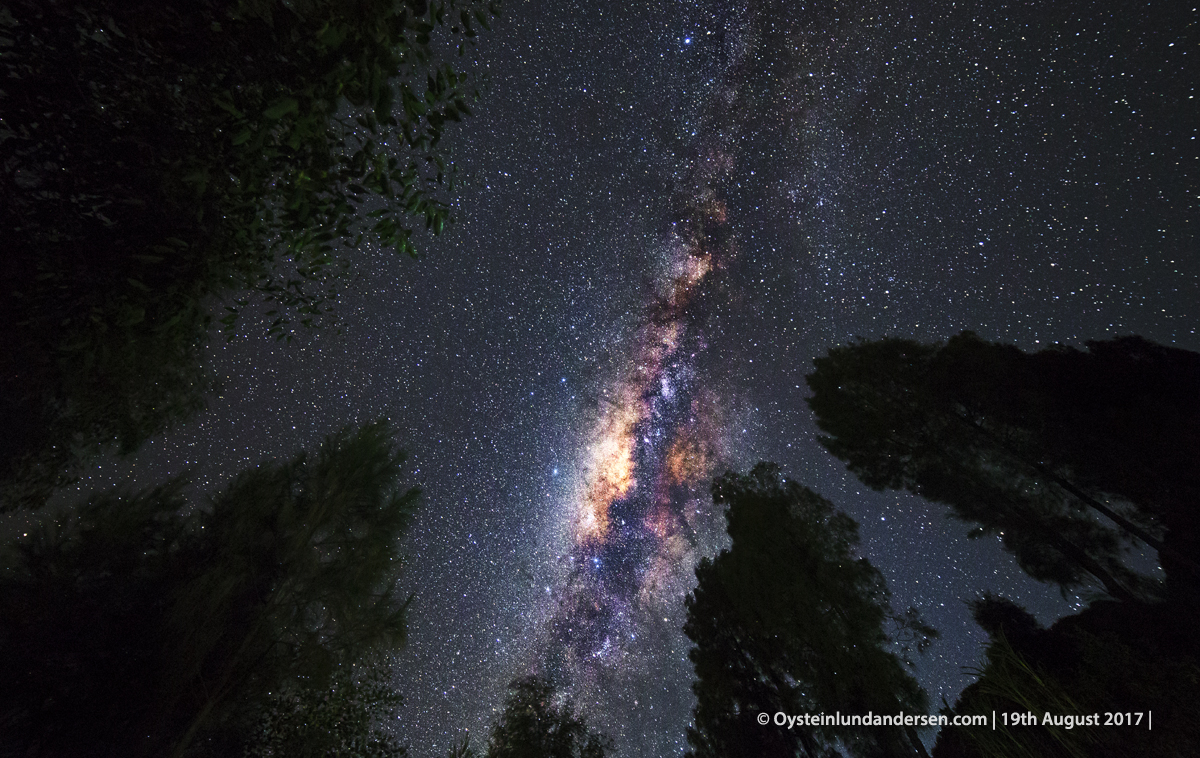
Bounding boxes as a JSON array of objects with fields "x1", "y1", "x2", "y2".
[
  {"x1": 1020, "y1": 506, "x2": 1139, "y2": 602},
  {"x1": 905, "y1": 724, "x2": 932, "y2": 758},
  {"x1": 955, "y1": 411, "x2": 1200, "y2": 582}
]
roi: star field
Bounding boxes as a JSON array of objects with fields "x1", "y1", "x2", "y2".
[{"x1": 35, "y1": 1, "x2": 1197, "y2": 756}]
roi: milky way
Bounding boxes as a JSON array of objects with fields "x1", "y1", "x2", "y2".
[
  {"x1": 538, "y1": 13, "x2": 750, "y2": 702},
  {"x1": 533, "y1": 0, "x2": 900, "y2": 719}
]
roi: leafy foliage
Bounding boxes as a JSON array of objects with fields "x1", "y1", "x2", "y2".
[
  {"x1": 0, "y1": 421, "x2": 418, "y2": 757},
  {"x1": 933, "y1": 597, "x2": 1200, "y2": 758},
  {"x1": 243, "y1": 661, "x2": 408, "y2": 758},
  {"x1": 684, "y1": 463, "x2": 933, "y2": 758},
  {"x1": 0, "y1": 0, "x2": 498, "y2": 508},
  {"x1": 805, "y1": 332, "x2": 1200, "y2": 601},
  {"x1": 482, "y1": 676, "x2": 612, "y2": 758}
]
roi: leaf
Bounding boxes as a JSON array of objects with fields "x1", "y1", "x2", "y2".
[
  {"x1": 402, "y1": 89, "x2": 427, "y2": 118},
  {"x1": 232, "y1": 128, "x2": 253, "y2": 146},
  {"x1": 214, "y1": 95, "x2": 243, "y2": 118},
  {"x1": 316, "y1": 22, "x2": 347, "y2": 49},
  {"x1": 121, "y1": 307, "x2": 145, "y2": 326},
  {"x1": 264, "y1": 97, "x2": 300, "y2": 120}
]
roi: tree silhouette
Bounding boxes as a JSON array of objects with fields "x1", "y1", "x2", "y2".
[
  {"x1": 243, "y1": 660, "x2": 408, "y2": 758},
  {"x1": 806, "y1": 332, "x2": 1200, "y2": 601},
  {"x1": 684, "y1": 463, "x2": 933, "y2": 758},
  {"x1": 482, "y1": 676, "x2": 612, "y2": 758},
  {"x1": 933, "y1": 594, "x2": 1200, "y2": 758},
  {"x1": 0, "y1": 0, "x2": 498, "y2": 508},
  {"x1": 0, "y1": 421, "x2": 419, "y2": 757}
]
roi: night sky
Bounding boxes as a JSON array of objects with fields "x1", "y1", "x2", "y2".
[{"x1": 32, "y1": 0, "x2": 1196, "y2": 755}]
